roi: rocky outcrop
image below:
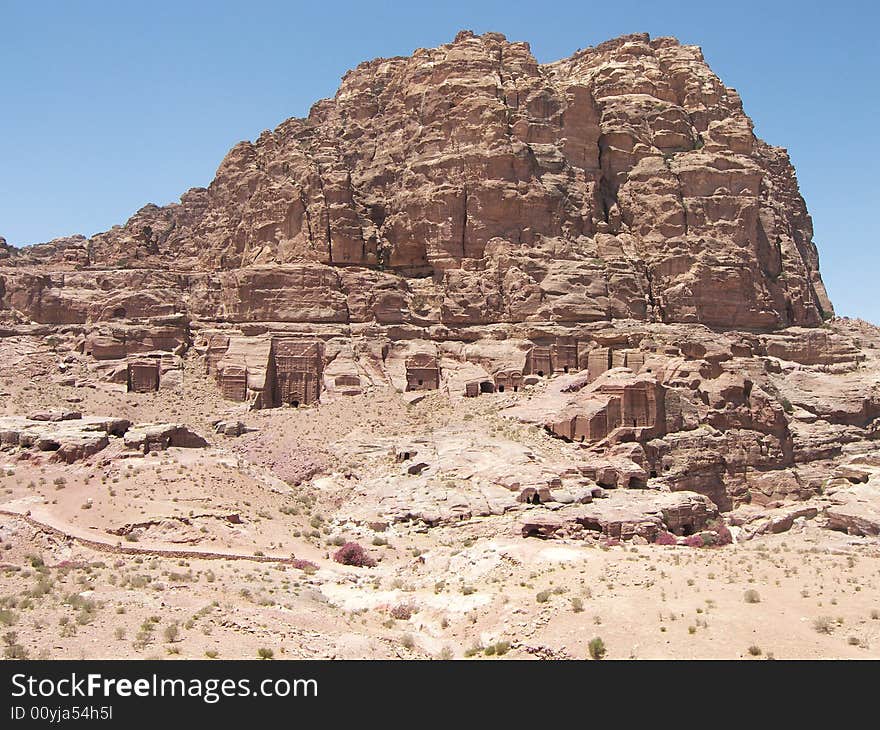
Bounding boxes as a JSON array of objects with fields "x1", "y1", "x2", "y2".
[
  {"x1": 123, "y1": 424, "x2": 208, "y2": 453},
  {"x1": 824, "y1": 482, "x2": 880, "y2": 536},
  {"x1": 0, "y1": 415, "x2": 129, "y2": 463},
  {"x1": 2, "y1": 31, "x2": 831, "y2": 333},
  {"x1": 520, "y1": 490, "x2": 717, "y2": 541},
  {"x1": 0, "y1": 415, "x2": 207, "y2": 462},
  {"x1": 3, "y1": 30, "x2": 877, "y2": 540}
]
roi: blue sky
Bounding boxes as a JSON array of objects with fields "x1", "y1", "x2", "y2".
[{"x1": 1, "y1": 1, "x2": 877, "y2": 320}]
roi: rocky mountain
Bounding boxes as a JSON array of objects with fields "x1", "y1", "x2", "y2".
[
  {"x1": 2, "y1": 30, "x2": 831, "y2": 331},
  {"x1": 1, "y1": 31, "x2": 877, "y2": 534},
  {"x1": 4, "y1": 29, "x2": 880, "y2": 663}
]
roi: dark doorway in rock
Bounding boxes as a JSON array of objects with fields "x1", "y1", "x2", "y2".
[
  {"x1": 480, "y1": 381, "x2": 494, "y2": 394},
  {"x1": 530, "y1": 493, "x2": 541, "y2": 504},
  {"x1": 418, "y1": 379, "x2": 423, "y2": 386},
  {"x1": 563, "y1": 366, "x2": 569, "y2": 373},
  {"x1": 650, "y1": 469, "x2": 658, "y2": 478},
  {"x1": 292, "y1": 400, "x2": 300, "y2": 408},
  {"x1": 537, "y1": 370, "x2": 544, "y2": 377},
  {"x1": 112, "y1": 307, "x2": 126, "y2": 319},
  {"x1": 498, "y1": 385, "x2": 505, "y2": 393},
  {"x1": 681, "y1": 524, "x2": 694, "y2": 537}
]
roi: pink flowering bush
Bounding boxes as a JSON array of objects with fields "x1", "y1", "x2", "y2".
[
  {"x1": 291, "y1": 559, "x2": 318, "y2": 572},
  {"x1": 684, "y1": 534, "x2": 705, "y2": 548},
  {"x1": 333, "y1": 542, "x2": 376, "y2": 568},
  {"x1": 709, "y1": 521, "x2": 733, "y2": 546},
  {"x1": 654, "y1": 531, "x2": 677, "y2": 546}
]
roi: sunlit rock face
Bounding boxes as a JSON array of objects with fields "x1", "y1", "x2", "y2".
[{"x1": 3, "y1": 31, "x2": 831, "y2": 332}]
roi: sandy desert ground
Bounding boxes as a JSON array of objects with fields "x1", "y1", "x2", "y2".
[{"x1": 1, "y1": 339, "x2": 878, "y2": 661}]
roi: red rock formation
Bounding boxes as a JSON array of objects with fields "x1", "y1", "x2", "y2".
[
  {"x1": 2, "y1": 30, "x2": 869, "y2": 521},
  {"x1": 1, "y1": 31, "x2": 831, "y2": 332}
]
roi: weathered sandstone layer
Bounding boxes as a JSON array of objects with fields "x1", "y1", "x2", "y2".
[
  {"x1": 2, "y1": 31, "x2": 873, "y2": 526},
  {"x1": 2, "y1": 30, "x2": 831, "y2": 331}
]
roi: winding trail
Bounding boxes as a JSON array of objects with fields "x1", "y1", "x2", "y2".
[{"x1": 0, "y1": 505, "x2": 309, "y2": 567}]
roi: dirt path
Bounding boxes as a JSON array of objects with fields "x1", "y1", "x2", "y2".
[{"x1": 0, "y1": 505, "x2": 310, "y2": 567}]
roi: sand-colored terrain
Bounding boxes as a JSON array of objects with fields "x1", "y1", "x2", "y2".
[{"x1": 1, "y1": 343, "x2": 878, "y2": 660}]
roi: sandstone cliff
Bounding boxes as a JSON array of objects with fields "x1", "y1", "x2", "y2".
[
  {"x1": 2, "y1": 31, "x2": 832, "y2": 331},
  {"x1": 2, "y1": 31, "x2": 866, "y2": 518}
]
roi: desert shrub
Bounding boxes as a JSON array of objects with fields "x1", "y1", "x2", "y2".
[
  {"x1": 847, "y1": 636, "x2": 861, "y2": 646},
  {"x1": 291, "y1": 559, "x2": 318, "y2": 573},
  {"x1": 332, "y1": 542, "x2": 376, "y2": 568},
  {"x1": 399, "y1": 633, "x2": 415, "y2": 650},
  {"x1": 2, "y1": 632, "x2": 27, "y2": 660},
  {"x1": 0, "y1": 609, "x2": 18, "y2": 626},
  {"x1": 706, "y1": 520, "x2": 733, "y2": 546},
  {"x1": 588, "y1": 637, "x2": 606, "y2": 660},
  {"x1": 748, "y1": 645, "x2": 762, "y2": 656},
  {"x1": 571, "y1": 597, "x2": 584, "y2": 613},
  {"x1": 463, "y1": 643, "x2": 483, "y2": 658},
  {"x1": 714, "y1": 524, "x2": 733, "y2": 546},
  {"x1": 390, "y1": 603, "x2": 414, "y2": 621},
  {"x1": 654, "y1": 531, "x2": 677, "y2": 546},
  {"x1": 163, "y1": 623, "x2": 180, "y2": 643},
  {"x1": 813, "y1": 616, "x2": 834, "y2": 634},
  {"x1": 257, "y1": 647, "x2": 274, "y2": 660},
  {"x1": 536, "y1": 590, "x2": 551, "y2": 603},
  {"x1": 743, "y1": 589, "x2": 761, "y2": 604}
]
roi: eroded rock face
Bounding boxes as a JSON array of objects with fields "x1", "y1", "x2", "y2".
[
  {"x1": 520, "y1": 490, "x2": 718, "y2": 542},
  {"x1": 2, "y1": 31, "x2": 831, "y2": 331},
  {"x1": 2, "y1": 30, "x2": 875, "y2": 536},
  {"x1": 0, "y1": 415, "x2": 130, "y2": 463},
  {"x1": 123, "y1": 424, "x2": 208, "y2": 454}
]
